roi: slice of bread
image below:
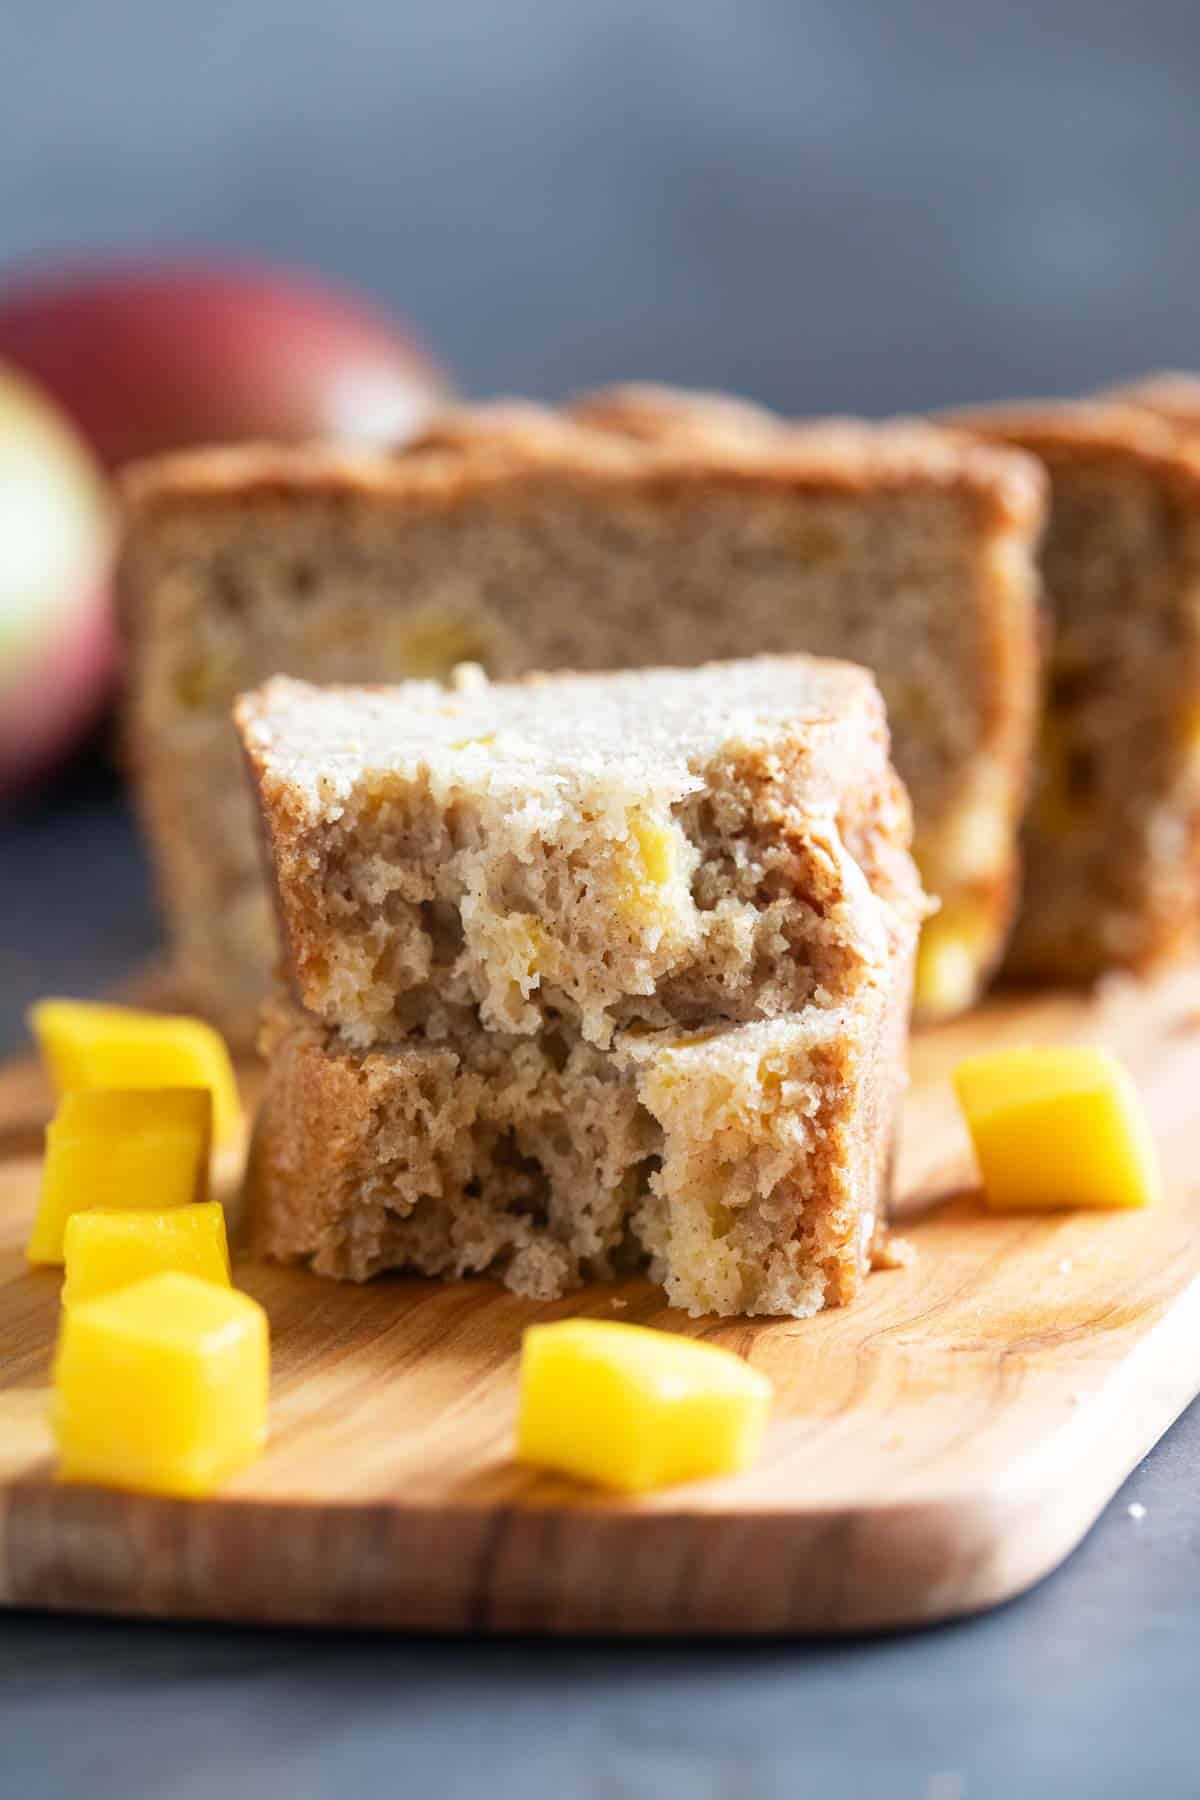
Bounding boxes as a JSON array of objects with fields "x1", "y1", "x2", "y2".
[
  {"x1": 119, "y1": 390, "x2": 1043, "y2": 1039},
  {"x1": 949, "y1": 400, "x2": 1200, "y2": 978},
  {"x1": 247, "y1": 975, "x2": 910, "y2": 1319},
  {"x1": 234, "y1": 656, "x2": 923, "y2": 1052},
  {"x1": 246, "y1": 979, "x2": 909, "y2": 1319}
]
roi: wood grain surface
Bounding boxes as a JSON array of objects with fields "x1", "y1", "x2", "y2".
[{"x1": 1, "y1": 967, "x2": 1199, "y2": 1636}]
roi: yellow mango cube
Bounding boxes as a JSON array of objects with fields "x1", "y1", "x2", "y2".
[
  {"x1": 27, "y1": 1088, "x2": 212, "y2": 1266},
  {"x1": 63, "y1": 1201, "x2": 230, "y2": 1306},
  {"x1": 517, "y1": 1319, "x2": 772, "y2": 1494},
  {"x1": 953, "y1": 1046, "x2": 1161, "y2": 1211},
  {"x1": 52, "y1": 1271, "x2": 269, "y2": 1496},
  {"x1": 30, "y1": 1000, "x2": 242, "y2": 1145},
  {"x1": 914, "y1": 906, "x2": 989, "y2": 1021}
]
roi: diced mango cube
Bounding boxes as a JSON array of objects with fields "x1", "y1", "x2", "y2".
[
  {"x1": 27, "y1": 1088, "x2": 212, "y2": 1266},
  {"x1": 517, "y1": 1319, "x2": 772, "y2": 1493},
  {"x1": 914, "y1": 908, "x2": 988, "y2": 1021},
  {"x1": 63, "y1": 1201, "x2": 230, "y2": 1306},
  {"x1": 29, "y1": 1000, "x2": 242, "y2": 1145},
  {"x1": 52, "y1": 1271, "x2": 269, "y2": 1496},
  {"x1": 953, "y1": 1046, "x2": 1160, "y2": 1212}
]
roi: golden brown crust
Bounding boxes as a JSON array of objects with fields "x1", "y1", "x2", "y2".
[
  {"x1": 1095, "y1": 372, "x2": 1200, "y2": 434},
  {"x1": 245, "y1": 998, "x2": 377, "y2": 1261},
  {"x1": 809, "y1": 933, "x2": 914, "y2": 1305},
  {"x1": 120, "y1": 397, "x2": 1045, "y2": 536},
  {"x1": 946, "y1": 398, "x2": 1200, "y2": 502},
  {"x1": 570, "y1": 381, "x2": 782, "y2": 443}
]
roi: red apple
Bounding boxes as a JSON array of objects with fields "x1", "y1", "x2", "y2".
[
  {"x1": 0, "y1": 364, "x2": 115, "y2": 798},
  {"x1": 0, "y1": 258, "x2": 452, "y2": 468}
]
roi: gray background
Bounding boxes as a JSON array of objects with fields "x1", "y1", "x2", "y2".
[
  {"x1": 4, "y1": 1, "x2": 1200, "y2": 1794},
  {"x1": 5, "y1": 0, "x2": 1200, "y2": 414}
]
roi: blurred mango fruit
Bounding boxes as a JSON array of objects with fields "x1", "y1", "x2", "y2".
[{"x1": 0, "y1": 257, "x2": 452, "y2": 798}]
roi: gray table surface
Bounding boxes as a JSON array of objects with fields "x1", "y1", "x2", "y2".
[{"x1": 7, "y1": 0, "x2": 1200, "y2": 1790}]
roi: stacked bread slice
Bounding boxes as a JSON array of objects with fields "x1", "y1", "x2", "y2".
[{"x1": 236, "y1": 657, "x2": 925, "y2": 1318}]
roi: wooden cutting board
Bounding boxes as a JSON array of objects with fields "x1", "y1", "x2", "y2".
[{"x1": 1, "y1": 969, "x2": 1199, "y2": 1636}]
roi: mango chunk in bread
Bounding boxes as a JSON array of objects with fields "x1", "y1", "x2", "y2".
[{"x1": 912, "y1": 903, "x2": 993, "y2": 1022}]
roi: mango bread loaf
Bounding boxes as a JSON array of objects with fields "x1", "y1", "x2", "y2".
[
  {"x1": 238, "y1": 657, "x2": 925, "y2": 1317},
  {"x1": 951, "y1": 401, "x2": 1200, "y2": 978},
  {"x1": 120, "y1": 392, "x2": 1042, "y2": 1041}
]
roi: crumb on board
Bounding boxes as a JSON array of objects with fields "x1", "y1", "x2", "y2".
[
  {"x1": 1127, "y1": 1501, "x2": 1147, "y2": 1521},
  {"x1": 873, "y1": 1234, "x2": 917, "y2": 1271}
]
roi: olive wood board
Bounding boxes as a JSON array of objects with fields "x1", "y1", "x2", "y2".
[{"x1": 1, "y1": 966, "x2": 1199, "y2": 1636}]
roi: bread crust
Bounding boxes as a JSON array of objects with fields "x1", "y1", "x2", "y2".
[
  {"x1": 120, "y1": 402, "x2": 1044, "y2": 533},
  {"x1": 946, "y1": 398, "x2": 1200, "y2": 499},
  {"x1": 1094, "y1": 372, "x2": 1200, "y2": 435}
]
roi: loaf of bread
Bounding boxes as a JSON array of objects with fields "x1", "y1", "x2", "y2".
[
  {"x1": 950, "y1": 400, "x2": 1200, "y2": 978},
  {"x1": 119, "y1": 390, "x2": 1043, "y2": 1040},
  {"x1": 239, "y1": 657, "x2": 924, "y2": 1317}
]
